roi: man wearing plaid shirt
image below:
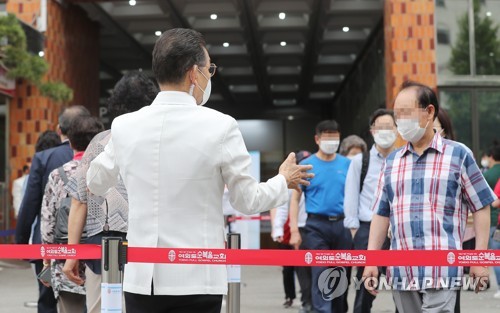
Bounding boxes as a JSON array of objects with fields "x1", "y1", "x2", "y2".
[{"x1": 363, "y1": 81, "x2": 497, "y2": 313}]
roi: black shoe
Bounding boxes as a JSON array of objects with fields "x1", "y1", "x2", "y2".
[{"x1": 283, "y1": 298, "x2": 294, "y2": 308}]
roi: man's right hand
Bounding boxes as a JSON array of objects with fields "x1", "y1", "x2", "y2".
[
  {"x1": 279, "y1": 153, "x2": 314, "y2": 192},
  {"x1": 362, "y1": 266, "x2": 379, "y2": 296},
  {"x1": 63, "y1": 259, "x2": 84, "y2": 285},
  {"x1": 289, "y1": 230, "x2": 302, "y2": 249}
]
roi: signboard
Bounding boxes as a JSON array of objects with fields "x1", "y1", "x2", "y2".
[{"x1": 0, "y1": 65, "x2": 15, "y2": 98}]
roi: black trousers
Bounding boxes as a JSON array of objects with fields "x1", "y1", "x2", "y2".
[
  {"x1": 34, "y1": 260, "x2": 58, "y2": 313},
  {"x1": 296, "y1": 227, "x2": 312, "y2": 307},
  {"x1": 278, "y1": 243, "x2": 296, "y2": 300},
  {"x1": 125, "y1": 292, "x2": 222, "y2": 313}
]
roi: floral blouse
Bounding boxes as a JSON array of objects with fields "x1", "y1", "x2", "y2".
[{"x1": 41, "y1": 159, "x2": 86, "y2": 298}]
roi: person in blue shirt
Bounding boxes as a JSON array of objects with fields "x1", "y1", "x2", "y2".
[{"x1": 290, "y1": 120, "x2": 352, "y2": 313}]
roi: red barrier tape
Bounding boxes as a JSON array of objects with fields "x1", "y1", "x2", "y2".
[
  {"x1": 227, "y1": 215, "x2": 271, "y2": 222},
  {"x1": 1, "y1": 244, "x2": 499, "y2": 266}
]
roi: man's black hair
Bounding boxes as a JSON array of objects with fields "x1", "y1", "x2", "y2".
[
  {"x1": 369, "y1": 108, "x2": 396, "y2": 126},
  {"x1": 152, "y1": 28, "x2": 207, "y2": 85},
  {"x1": 400, "y1": 81, "x2": 439, "y2": 119},
  {"x1": 315, "y1": 120, "x2": 339, "y2": 135}
]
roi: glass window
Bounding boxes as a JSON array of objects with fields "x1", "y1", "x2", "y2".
[
  {"x1": 437, "y1": 28, "x2": 451, "y2": 44},
  {"x1": 477, "y1": 89, "x2": 500, "y2": 153},
  {"x1": 439, "y1": 90, "x2": 472, "y2": 149}
]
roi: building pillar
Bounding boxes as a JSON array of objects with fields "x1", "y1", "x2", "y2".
[
  {"x1": 384, "y1": 0, "x2": 437, "y2": 108},
  {"x1": 6, "y1": 0, "x2": 99, "y2": 189}
]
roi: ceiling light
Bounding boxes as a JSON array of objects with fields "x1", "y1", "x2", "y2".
[
  {"x1": 129, "y1": 0, "x2": 136, "y2": 6},
  {"x1": 342, "y1": 26, "x2": 349, "y2": 32},
  {"x1": 279, "y1": 12, "x2": 286, "y2": 20},
  {"x1": 155, "y1": 31, "x2": 161, "y2": 36},
  {"x1": 223, "y1": 42, "x2": 230, "y2": 47},
  {"x1": 486, "y1": 11, "x2": 492, "y2": 17},
  {"x1": 38, "y1": 51, "x2": 44, "y2": 57},
  {"x1": 210, "y1": 14, "x2": 218, "y2": 20},
  {"x1": 280, "y1": 41, "x2": 287, "y2": 46},
  {"x1": 287, "y1": 115, "x2": 294, "y2": 121}
]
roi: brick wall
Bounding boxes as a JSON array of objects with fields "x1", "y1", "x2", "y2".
[
  {"x1": 384, "y1": 0, "x2": 437, "y2": 108},
  {"x1": 7, "y1": 0, "x2": 100, "y2": 186}
]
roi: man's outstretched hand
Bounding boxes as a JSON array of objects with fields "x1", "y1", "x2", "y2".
[{"x1": 279, "y1": 152, "x2": 314, "y2": 191}]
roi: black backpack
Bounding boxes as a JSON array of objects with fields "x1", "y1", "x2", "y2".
[{"x1": 53, "y1": 167, "x2": 87, "y2": 243}]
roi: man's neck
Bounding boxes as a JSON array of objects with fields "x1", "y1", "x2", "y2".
[
  {"x1": 60, "y1": 135, "x2": 68, "y2": 143},
  {"x1": 491, "y1": 161, "x2": 500, "y2": 167},
  {"x1": 316, "y1": 151, "x2": 336, "y2": 161},
  {"x1": 375, "y1": 145, "x2": 394, "y2": 158},
  {"x1": 410, "y1": 127, "x2": 435, "y2": 156}
]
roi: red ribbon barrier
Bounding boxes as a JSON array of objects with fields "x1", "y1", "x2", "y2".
[
  {"x1": 226, "y1": 215, "x2": 271, "y2": 222},
  {"x1": 1, "y1": 244, "x2": 499, "y2": 267}
]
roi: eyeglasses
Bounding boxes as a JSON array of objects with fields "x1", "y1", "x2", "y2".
[{"x1": 202, "y1": 63, "x2": 217, "y2": 77}]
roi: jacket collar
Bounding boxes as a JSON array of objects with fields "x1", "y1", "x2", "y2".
[{"x1": 151, "y1": 91, "x2": 197, "y2": 107}]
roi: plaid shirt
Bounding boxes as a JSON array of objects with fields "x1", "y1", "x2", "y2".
[{"x1": 372, "y1": 133, "x2": 497, "y2": 290}]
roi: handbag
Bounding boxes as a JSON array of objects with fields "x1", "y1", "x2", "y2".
[{"x1": 53, "y1": 167, "x2": 87, "y2": 244}]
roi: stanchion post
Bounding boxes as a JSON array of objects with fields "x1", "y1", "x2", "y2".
[
  {"x1": 226, "y1": 233, "x2": 241, "y2": 313},
  {"x1": 101, "y1": 237, "x2": 126, "y2": 313}
]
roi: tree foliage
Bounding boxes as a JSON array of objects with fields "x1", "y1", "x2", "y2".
[
  {"x1": 449, "y1": 0, "x2": 500, "y2": 75},
  {"x1": 0, "y1": 13, "x2": 73, "y2": 103}
]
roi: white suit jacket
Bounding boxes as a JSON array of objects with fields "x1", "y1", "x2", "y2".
[{"x1": 87, "y1": 91, "x2": 288, "y2": 295}]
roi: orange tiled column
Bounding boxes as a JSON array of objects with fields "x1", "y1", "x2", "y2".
[
  {"x1": 6, "y1": 0, "x2": 100, "y2": 184},
  {"x1": 384, "y1": 0, "x2": 438, "y2": 108}
]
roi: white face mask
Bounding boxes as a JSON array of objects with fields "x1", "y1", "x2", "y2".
[
  {"x1": 374, "y1": 130, "x2": 397, "y2": 149},
  {"x1": 481, "y1": 159, "x2": 490, "y2": 168},
  {"x1": 397, "y1": 119, "x2": 429, "y2": 143},
  {"x1": 319, "y1": 140, "x2": 339, "y2": 155},
  {"x1": 189, "y1": 69, "x2": 212, "y2": 106}
]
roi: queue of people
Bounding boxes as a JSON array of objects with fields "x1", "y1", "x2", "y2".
[{"x1": 11, "y1": 27, "x2": 499, "y2": 313}]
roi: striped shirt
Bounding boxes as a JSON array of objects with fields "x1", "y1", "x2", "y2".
[{"x1": 372, "y1": 133, "x2": 497, "y2": 290}]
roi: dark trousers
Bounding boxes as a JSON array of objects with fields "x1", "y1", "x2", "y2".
[
  {"x1": 303, "y1": 215, "x2": 353, "y2": 313},
  {"x1": 34, "y1": 260, "x2": 58, "y2": 313},
  {"x1": 125, "y1": 292, "x2": 222, "y2": 313},
  {"x1": 296, "y1": 227, "x2": 312, "y2": 307},
  {"x1": 352, "y1": 222, "x2": 376, "y2": 313},
  {"x1": 279, "y1": 243, "x2": 297, "y2": 300}
]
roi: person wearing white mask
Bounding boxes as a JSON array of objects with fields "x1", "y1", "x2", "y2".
[
  {"x1": 289, "y1": 120, "x2": 352, "y2": 313},
  {"x1": 343, "y1": 109, "x2": 397, "y2": 313},
  {"x1": 86, "y1": 28, "x2": 314, "y2": 313},
  {"x1": 363, "y1": 81, "x2": 495, "y2": 313}
]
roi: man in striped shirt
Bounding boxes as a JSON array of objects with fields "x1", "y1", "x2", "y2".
[{"x1": 363, "y1": 81, "x2": 496, "y2": 313}]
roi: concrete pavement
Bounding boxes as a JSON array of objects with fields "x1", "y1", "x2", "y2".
[{"x1": 1, "y1": 260, "x2": 500, "y2": 313}]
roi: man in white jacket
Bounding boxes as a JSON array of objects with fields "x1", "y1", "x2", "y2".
[{"x1": 87, "y1": 28, "x2": 313, "y2": 313}]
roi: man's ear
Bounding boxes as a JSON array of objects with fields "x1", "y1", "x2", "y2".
[
  {"x1": 428, "y1": 105, "x2": 436, "y2": 120},
  {"x1": 189, "y1": 65, "x2": 198, "y2": 85},
  {"x1": 56, "y1": 125, "x2": 62, "y2": 136}
]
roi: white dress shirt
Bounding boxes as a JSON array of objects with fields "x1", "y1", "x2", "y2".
[
  {"x1": 272, "y1": 191, "x2": 307, "y2": 240},
  {"x1": 343, "y1": 145, "x2": 386, "y2": 229},
  {"x1": 12, "y1": 174, "x2": 27, "y2": 217},
  {"x1": 87, "y1": 91, "x2": 288, "y2": 296}
]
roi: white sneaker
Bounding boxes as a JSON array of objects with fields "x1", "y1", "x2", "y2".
[{"x1": 494, "y1": 291, "x2": 500, "y2": 299}]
